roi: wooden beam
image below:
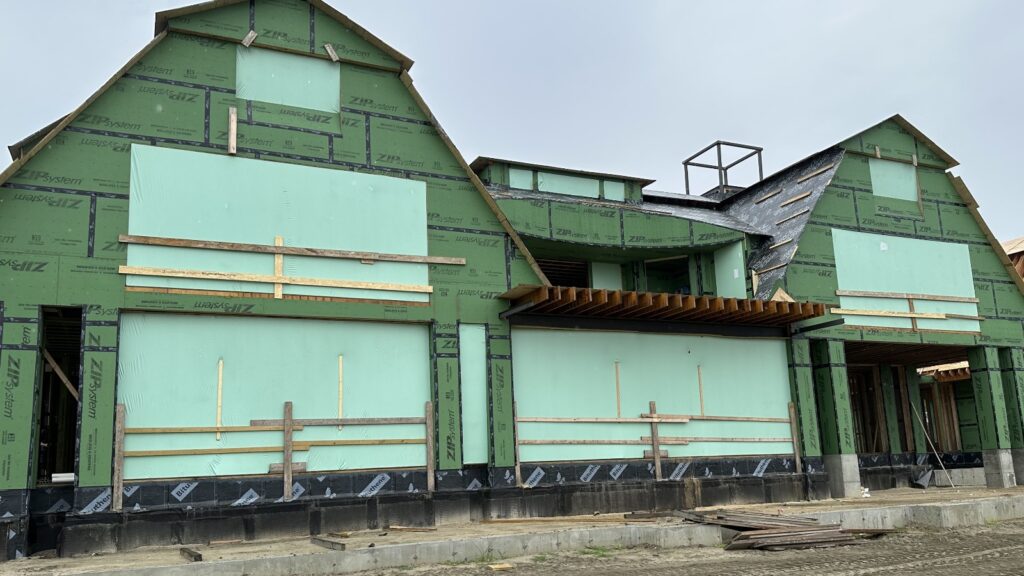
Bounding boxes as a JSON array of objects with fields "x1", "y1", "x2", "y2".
[
  {"x1": 518, "y1": 439, "x2": 651, "y2": 445},
  {"x1": 283, "y1": 402, "x2": 294, "y2": 501},
  {"x1": 639, "y1": 413, "x2": 789, "y2": 423},
  {"x1": 118, "y1": 235, "x2": 466, "y2": 266},
  {"x1": 614, "y1": 361, "x2": 622, "y2": 418},
  {"x1": 227, "y1": 106, "x2": 237, "y2": 155},
  {"x1": 425, "y1": 401, "x2": 435, "y2": 492},
  {"x1": 118, "y1": 265, "x2": 433, "y2": 294},
  {"x1": 518, "y1": 416, "x2": 691, "y2": 424},
  {"x1": 830, "y1": 308, "x2": 945, "y2": 320},
  {"x1": 241, "y1": 29, "x2": 257, "y2": 47},
  {"x1": 754, "y1": 188, "x2": 782, "y2": 204},
  {"x1": 835, "y1": 289, "x2": 978, "y2": 304},
  {"x1": 250, "y1": 417, "x2": 424, "y2": 426},
  {"x1": 125, "y1": 438, "x2": 424, "y2": 458},
  {"x1": 338, "y1": 354, "x2": 344, "y2": 431},
  {"x1": 796, "y1": 162, "x2": 835, "y2": 183},
  {"x1": 698, "y1": 365, "x2": 705, "y2": 416},
  {"x1": 273, "y1": 236, "x2": 284, "y2": 299},
  {"x1": 42, "y1": 348, "x2": 79, "y2": 402},
  {"x1": 112, "y1": 404, "x2": 125, "y2": 512},
  {"x1": 323, "y1": 43, "x2": 340, "y2": 62},
  {"x1": 788, "y1": 402, "x2": 802, "y2": 474},
  {"x1": 775, "y1": 208, "x2": 811, "y2": 226},
  {"x1": 654, "y1": 436, "x2": 792, "y2": 443},
  {"x1": 268, "y1": 462, "x2": 307, "y2": 473},
  {"x1": 512, "y1": 401, "x2": 523, "y2": 487},
  {"x1": 649, "y1": 401, "x2": 662, "y2": 481},
  {"x1": 292, "y1": 438, "x2": 425, "y2": 450},
  {"x1": 779, "y1": 191, "x2": 812, "y2": 207},
  {"x1": 126, "y1": 425, "x2": 301, "y2": 434}
]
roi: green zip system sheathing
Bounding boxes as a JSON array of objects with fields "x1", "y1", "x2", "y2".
[
  {"x1": 878, "y1": 365, "x2": 903, "y2": 453},
  {"x1": 968, "y1": 346, "x2": 1012, "y2": 450},
  {"x1": 904, "y1": 367, "x2": 928, "y2": 454},
  {"x1": 117, "y1": 313, "x2": 429, "y2": 479},
  {"x1": 1000, "y1": 348, "x2": 1024, "y2": 449},
  {"x1": 126, "y1": 144, "x2": 429, "y2": 302},
  {"x1": 0, "y1": 0, "x2": 547, "y2": 490},
  {"x1": 810, "y1": 340, "x2": 855, "y2": 455},
  {"x1": 782, "y1": 119, "x2": 1024, "y2": 348},
  {"x1": 787, "y1": 339, "x2": 822, "y2": 458},
  {"x1": 511, "y1": 328, "x2": 794, "y2": 462}
]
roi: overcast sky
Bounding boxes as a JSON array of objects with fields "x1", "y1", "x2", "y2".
[{"x1": 2, "y1": 1, "x2": 1022, "y2": 239}]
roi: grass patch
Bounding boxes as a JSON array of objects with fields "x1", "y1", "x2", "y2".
[{"x1": 579, "y1": 546, "x2": 613, "y2": 558}]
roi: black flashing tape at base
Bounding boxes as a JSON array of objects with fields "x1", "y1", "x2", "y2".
[
  {"x1": 1, "y1": 515, "x2": 28, "y2": 561},
  {"x1": 857, "y1": 451, "x2": 982, "y2": 470},
  {"x1": 49, "y1": 472, "x2": 817, "y2": 559}
]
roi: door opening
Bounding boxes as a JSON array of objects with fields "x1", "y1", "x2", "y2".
[{"x1": 36, "y1": 307, "x2": 82, "y2": 484}]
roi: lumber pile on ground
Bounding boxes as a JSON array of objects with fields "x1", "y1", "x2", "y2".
[{"x1": 629, "y1": 509, "x2": 893, "y2": 551}]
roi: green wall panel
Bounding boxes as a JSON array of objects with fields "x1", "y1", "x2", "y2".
[
  {"x1": 253, "y1": 0, "x2": 311, "y2": 52},
  {"x1": 590, "y1": 262, "x2": 623, "y2": 290},
  {"x1": 832, "y1": 229, "x2": 976, "y2": 296},
  {"x1": 78, "y1": 351, "x2": 117, "y2": 487},
  {"x1": 73, "y1": 77, "x2": 206, "y2": 142},
  {"x1": 340, "y1": 65, "x2": 424, "y2": 119},
  {"x1": 8, "y1": 133, "x2": 132, "y2": 196},
  {"x1": 0, "y1": 189, "x2": 90, "y2": 257},
  {"x1": 236, "y1": 46, "x2": 341, "y2": 113},
  {"x1": 511, "y1": 328, "x2": 793, "y2": 461},
  {"x1": 459, "y1": 324, "x2": 488, "y2": 465},
  {"x1": 868, "y1": 158, "x2": 917, "y2": 201},
  {"x1": 315, "y1": 8, "x2": 401, "y2": 70},
  {"x1": 537, "y1": 172, "x2": 599, "y2": 199},
  {"x1": 550, "y1": 203, "x2": 621, "y2": 245},
  {"x1": 0, "y1": 348, "x2": 39, "y2": 489},
  {"x1": 603, "y1": 181, "x2": 626, "y2": 202},
  {"x1": 127, "y1": 144, "x2": 429, "y2": 302},
  {"x1": 117, "y1": 313, "x2": 430, "y2": 479},
  {"x1": 509, "y1": 168, "x2": 533, "y2": 190},
  {"x1": 369, "y1": 118, "x2": 464, "y2": 177},
  {"x1": 131, "y1": 32, "x2": 236, "y2": 89},
  {"x1": 168, "y1": 2, "x2": 250, "y2": 41},
  {"x1": 713, "y1": 241, "x2": 745, "y2": 298}
]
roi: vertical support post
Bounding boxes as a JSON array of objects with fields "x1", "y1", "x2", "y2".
[
  {"x1": 879, "y1": 365, "x2": 903, "y2": 453},
  {"x1": 649, "y1": 401, "x2": 662, "y2": 481},
  {"x1": 283, "y1": 401, "x2": 293, "y2": 501},
  {"x1": 905, "y1": 368, "x2": 927, "y2": 455},
  {"x1": 787, "y1": 339, "x2": 822, "y2": 459},
  {"x1": 811, "y1": 339, "x2": 860, "y2": 498},
  {"x1": 512, "y1": 401, "x2": 522, "y2": 487},
  {"x1": 227, "y1": 106, "x2": 238, "y2": 155},
  {"x1": 112, "y1": 404, "x2": 125, "y2": 512},
  {"x1": 697, "y1": 365, "x2": 705, "y2": 416},
  {"x1": 788, "y1": 402, "x2": 802, "y2": 474},
  {"x1": 273, "y1": 236, "x2": 284, "y2": 299},
  {"x1": 216, "y1": 358, "x2": 224, "y2": 441},
  {"x1": 425, "y1": 400, "x2": 435, "y2": 492},
  {"x1": 968, "y1": 346, "x2": 1016, "y2": 487},
  {"x1": 999, "y1": 347, "x2": 1024, "y2": 485}
]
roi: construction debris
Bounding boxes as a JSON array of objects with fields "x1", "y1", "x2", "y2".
[{"x1": 628, "y1": 509, "x2": 894, "y2": 551}]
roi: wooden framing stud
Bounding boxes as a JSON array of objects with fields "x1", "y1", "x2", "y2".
[
  {"x1": 273, "y1": 236, "x2": 284, "y2": 299},
  {"x1": 324, "y1": 43, "x2": 340, "y2": 62},
  {"x1": 338, "y1": 354, "x2": 344, "y2": 430},
  {"x1": 283, "y1": 401, "x2": 294, "y2": 501},
  {"x1": 227, "y1": 106, "x2": 238, "y2": 155},
  {"x1": 697, "y1": 366, "x2": 705, "y2": 416},
  {"x1": 649, "y1": 401, "x2": 663, "y2": 481},
  {"x1": 614, "y1": 361, "x2": 622, "y2": 418},
  {"x1": 425, "y1": 401, "x2": 435, "y2": 492},
  {"x1": 112, "y1": 404, "x2": 125, "y2": 512},
  {"x1": 42, "y1": 348, "x2": 79, "y2": 402},
  {"x1": 512, "y1": 401, "x2": 523, "y2": 487},
  {"x1": 788, "y1": 402, "x2": 802, "y2": 474}
]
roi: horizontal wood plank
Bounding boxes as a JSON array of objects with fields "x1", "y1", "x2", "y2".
[{"x1": 119, "y1": 265, "x2": 433, "y2": 294}]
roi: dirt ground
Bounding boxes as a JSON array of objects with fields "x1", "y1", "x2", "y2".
[
  {"x1": 4, "y1": 486, "x2": 1023, "y2": 575},
  {"x1": 375, "y1": 519, "x2": 1024, "y2": 576}
]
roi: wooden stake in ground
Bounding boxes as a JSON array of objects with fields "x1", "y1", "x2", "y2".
[
  {"x1": 649, "y1": 401, "x2": 663, "y2": 481},
  {"x1": 283, "y1": 401, "x2": 293, "y2": 501}
]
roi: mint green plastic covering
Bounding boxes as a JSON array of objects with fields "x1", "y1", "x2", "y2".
[
  {"x1": 590, "y1": 262, "x2": 623, "y2": 290},
  {"x1": 509, "y1": 168, "x2": 534, "y2": 190},
  {"x1": 117, "y1": 313, "x2": 429, "y2": 479},
  {"x1": 511, "y1": 328, "x2": 793, "y2": 461},
  {"x1": 868, "y1": 158, "x2": 917, "y2": 201},
  {"x1": 713, "y1": 241, "x2": 746, "y2": 298},
  {"x1": 459, "y1": 324, "x2": 488, "y2": 464},
  {"x1": 537, "y1": 172, "x2": 600, "y2": 198},
  {"x1": 832, "y1": 229, "x2": 979, "y2": 330},
  {"x1": 127, "y1": 144, "x2": 428, "y2": 302},
  {"x1": 603, "y1": 181, "x2": 626, "y2": 202},
  {"x1": 236, "y1": 46, "x2": 341, "y2": 113}
]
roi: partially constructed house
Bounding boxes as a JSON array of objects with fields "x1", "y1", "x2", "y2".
[{"x1": 2, "y1": 0, "x2": 1024, "y2": 560}]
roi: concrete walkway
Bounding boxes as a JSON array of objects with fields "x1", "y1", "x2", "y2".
[{"x1": 6, "y1": 487, "x2": 1024, "y2": 576}]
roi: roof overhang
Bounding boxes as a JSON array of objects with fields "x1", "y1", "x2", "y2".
[
  {"x1": 471, "y1": 156, "x2": 657, "y2": 188},
  {"x1": 499, "y1": 285, "x2": 825, "y2": 327}
]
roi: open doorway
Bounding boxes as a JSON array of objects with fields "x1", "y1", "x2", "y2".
[
  {"x1": 849, "y1": 366, "x2": 888, "y2": 453},
  {"x1": 36, "y1": 307, "x2": 82, "y2": 485}
]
